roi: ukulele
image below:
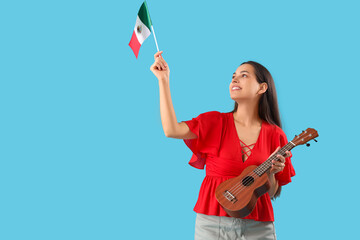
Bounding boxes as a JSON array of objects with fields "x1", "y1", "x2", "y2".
[{"x1": 215, "y1": 128, "x2": 318, "y2": 218}]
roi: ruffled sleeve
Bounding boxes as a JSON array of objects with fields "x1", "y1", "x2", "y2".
[
  {"x1": 272, "y1": 127, "x2": 296, "y2": 186},
  {"x1": 182, "y1": 111, "x2": 223, "y2": 169}
]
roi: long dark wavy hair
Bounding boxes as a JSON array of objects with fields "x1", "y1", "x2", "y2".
[
  {"x1": 231, "y1": 61, "x2": 283, "y2": 198},
  {"x1": 230, "y1": 61, "x2": 282, "y2": 129}
]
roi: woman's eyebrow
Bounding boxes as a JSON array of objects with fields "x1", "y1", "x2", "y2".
[{"x1": 233, "y1": 71, "x2": 249, "y2": 75}]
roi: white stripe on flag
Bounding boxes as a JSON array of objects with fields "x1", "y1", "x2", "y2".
[{"x1": 134, "y1": 16, "x2": 151, "y2": 45}]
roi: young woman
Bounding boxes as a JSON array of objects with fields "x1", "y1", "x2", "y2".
[{"x1": 150, "y1": 51, "x2": 295, "y2": 240}]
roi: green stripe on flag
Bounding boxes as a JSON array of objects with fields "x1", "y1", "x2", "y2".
[{"x1": 138, "y1": 1, "x2": 152, "y2": 32}]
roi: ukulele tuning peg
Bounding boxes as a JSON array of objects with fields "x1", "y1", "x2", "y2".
[
  {"x1": 314, "y1": 139, "x2": 318, "y2": 142},
  {"x1": 306, "y1": 143, "x2": 310, "y2": 147}
]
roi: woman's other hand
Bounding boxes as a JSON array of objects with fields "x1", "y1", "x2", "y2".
[{"x1": 269, "y1": 146, "x2": 290, "y2": 175}]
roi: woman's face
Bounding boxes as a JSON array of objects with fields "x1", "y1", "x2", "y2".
[{"x1": 229, "y1": 64, "x2": 264, "y2": 102}]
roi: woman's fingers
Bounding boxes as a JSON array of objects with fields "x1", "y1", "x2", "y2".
[
  {"x1": 276, "y1": 155, "x2": 285, "y2": 163},
  {"x1": 152, "y1": 62, "x2": 166, "y2": 71},
  {"x1": 150, "y1": 62, "x2": 162, "y2": 72},
  {"x1": 271, "y1": 146, "x2": 280, "y2": 157},
  {"x1": 154, "y1": 51, "x2": 164, "y2": 69},
  {"x1": 158, "y1": 60, "x2": 166, "y2": 70},
  {"x1": 271, "y1": 160, "x2": 285, "y2": 174},
  {"x1": 272, "y1": 153, "x2": 285, "y2": 173},
  {"x1": 155, "y1": 62, "x2": 165, "y2": 71},
  {"x1": 274, "y1": 150, "x2": 290, "y2": 163},
  {"x1": 270, "y1": 148, "x2": 291, "y2": 174},
  {"x1": 154, "y1": 54, "x2": 167, "y2": 70},
  {"x1": 150, "y1": 60, "x2": 160, "y2": 71},
  {"x1": 272, "y1": 160, "x2": 285, "y2": 167},
  {"x1": 154, "y1": 50, "x2": 163, "y2": 60}
]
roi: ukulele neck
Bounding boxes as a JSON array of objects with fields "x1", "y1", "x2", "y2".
[{"x1": 253, "y1": 142, "x2": 296, "y2": 176}]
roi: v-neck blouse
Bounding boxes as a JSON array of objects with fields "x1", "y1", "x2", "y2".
[
  {"x1": 183, "y1": 111, "x2": 296, "y2": 222},
  {"x1": 232, "y1": 116, "x2": 262, "y2": 162}
]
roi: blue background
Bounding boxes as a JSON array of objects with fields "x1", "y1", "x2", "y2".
[{"x1": 1, "y1": 0, "x2": 359, "y2": 239}]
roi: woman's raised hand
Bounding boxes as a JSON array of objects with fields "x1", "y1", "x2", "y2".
[{"x1": 150, "y1": 51, "x2": 170, "y2": 82}]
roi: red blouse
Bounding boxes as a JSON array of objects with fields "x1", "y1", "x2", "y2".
[{"x1": 183, "y1": 111, "x2": 296, "y2": 222}]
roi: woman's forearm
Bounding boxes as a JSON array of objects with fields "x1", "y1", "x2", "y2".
[
  {"x1": 267, "y1": 173, "x2": 279, "y2": 198},
  {"x1": 158, "y1": 78, "x2": 179, "y2": 137}
]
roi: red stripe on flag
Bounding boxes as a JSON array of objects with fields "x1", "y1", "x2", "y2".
[{"x1": 129, "y1": 31, "x2": 141, "y2": 58}]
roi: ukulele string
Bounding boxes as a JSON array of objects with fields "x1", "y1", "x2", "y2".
[
  {"x1": 231, "y1": 158, "x2": 276, "y2": 196},
  {"x1": 223, "y1": 143, "x2": 292, "y2": 198},
  {"x1": 231, "y1": 145, "x2": 292, "y2": 196},
  {"x1": 227, "y1": 171, "x2": 259, "y2": 196},
  {"x1": 229, "y1": 155, "x2": 277, "y2": 196},
  {"x1": 226, "y1": 146, "x2": 291, "y2": 197}
]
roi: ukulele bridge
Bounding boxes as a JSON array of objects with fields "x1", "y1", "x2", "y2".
[{"x1": 223, "y1": 190, "x2": 237, "y2": 203}]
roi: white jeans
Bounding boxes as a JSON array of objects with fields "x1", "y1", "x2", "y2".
[{"x1": 195, "y1": 213, "x2": 276, "y2": 240}]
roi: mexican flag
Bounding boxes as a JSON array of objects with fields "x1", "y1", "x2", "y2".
[{"x1": 129, "y1": 1, "x2": 153, "y2": 58}]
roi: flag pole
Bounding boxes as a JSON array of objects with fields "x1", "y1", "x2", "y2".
[
  {"x1": 151, "y1": 25, "x2": 160, "y2": 52},
  {"x1": 144, "y1": 1, "x2": 159, "y2": 52}
]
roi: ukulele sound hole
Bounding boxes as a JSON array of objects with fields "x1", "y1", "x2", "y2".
[{"x1": 242, "y1": 176, "x2": 254, "y2": 186}]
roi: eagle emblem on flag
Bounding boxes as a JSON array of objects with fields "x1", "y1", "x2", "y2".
[{"x1": 137, "y1": 25, "x2": 142, "y2": 34}]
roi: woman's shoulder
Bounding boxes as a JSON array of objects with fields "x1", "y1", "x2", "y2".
[{"x1": 263, "y1": 121, "x2": 286, "y2": 136}]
